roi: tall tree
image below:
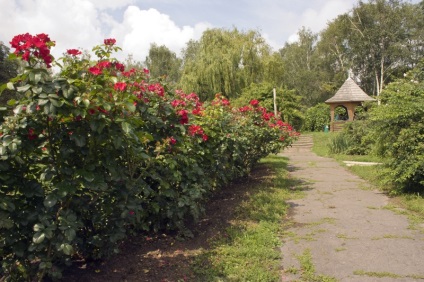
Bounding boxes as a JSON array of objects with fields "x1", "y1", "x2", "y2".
[
  {"x1": 179, "y1": 28, "x2": 271, "y2": 100},
  {"x1": 144, "y1": 43, "x2": 182, "y2": 84},
  {"x1": 278, "y1": 27, "x2": 332, "y2": 106},
  {"x1": 344, "y1": 0, "x2": 424, "y2": 98}
]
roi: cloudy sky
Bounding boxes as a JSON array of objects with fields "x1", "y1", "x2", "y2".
[{"x1": 0, "y1": 0, "x2": 420, "y2": 63}]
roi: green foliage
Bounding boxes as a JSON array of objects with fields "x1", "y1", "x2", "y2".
[
  {"x1": 179, "y1": 28, "x2": 273, "y2": 100},
  {"x1": 232, "y1": 82, "x2": 304, "y2": 130},
  {"x1": 144, "y1": 43, "x2": 181, "y2": 85},
  {"x1": 328, "y1": 133, "x2": 352, "y2": 154},
  {"x1": 303, "y1": 103, "x2": 330, "y2": 132},
  {"x1": 366, "y1": 62, "x2": 424, "y2": 193},
  {"x1": 0, "y1": 34, "x2": 298, "y2": 280},
  {"x1": 0, "y1": 43, "x2": 20, "y2": 115}
]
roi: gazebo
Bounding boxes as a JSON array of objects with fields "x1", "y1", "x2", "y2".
[{"x1": 325, "y1": 77, "x2": 376, "y2": 132}]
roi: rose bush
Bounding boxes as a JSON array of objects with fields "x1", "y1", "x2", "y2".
[{"x1": 0, "y1": 33, "x2": 298, "y2": 280}]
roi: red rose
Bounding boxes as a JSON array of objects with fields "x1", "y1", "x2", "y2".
[
  {"x1": 249, "y1": 99, "x2": 259, "y2": 106},
  {"x1": 104, "y1": 38, "x2": 116, "y2": 46},
  {"x1": 67, "y1": 49, "x2": 82, "y2": 56}
]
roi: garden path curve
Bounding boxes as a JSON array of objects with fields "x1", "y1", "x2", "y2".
[{"x1": 279, "y1": 135, "x2": 424, "y2": 282}]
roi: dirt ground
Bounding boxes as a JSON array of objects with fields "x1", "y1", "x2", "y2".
[
  {"x1": 280, "y1": 136, "x2": 424, "y2": 281},
  {"x1": 61, "y1": 165, "x2": 272, "y2": 282}
]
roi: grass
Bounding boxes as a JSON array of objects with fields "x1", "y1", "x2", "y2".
[
  {"x1": 296, "y1": 249, "x2": 338, "y2": 282},
  {"x1": 353, "y1": 269, "x2": 424, "y2": 279},
  {"x1": 192, "y1": 155, "x2": 304, "y2": 281}
]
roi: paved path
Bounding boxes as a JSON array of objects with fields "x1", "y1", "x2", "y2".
[{"x1": 279, "y1": 135, "x2": 424, "y2": 281}]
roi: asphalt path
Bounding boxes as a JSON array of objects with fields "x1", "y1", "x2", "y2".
[{"x1": 279, "y1": 136, "x2": 424, "y2": 282}]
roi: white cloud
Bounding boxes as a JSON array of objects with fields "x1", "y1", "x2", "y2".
[
  {"x1": 86, "y1": 0, "x2": 135, "y2": 10},
  {"x1": 0, "y1": 0, "x2": 104, "y2": 58},
  {"x1": 286, "y1": 0, "x2": 354, "y2": 43},
  {"x1": 108, "y1": 6, "x2": 211, "y2": 62},
  {"x1": 0, "y1": 0, "x2": 211, "y2": 65}
]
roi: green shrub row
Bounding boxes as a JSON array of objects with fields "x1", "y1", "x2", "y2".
[{"x1": 0, "y1": 34, "x2": 298, "y2": 280}]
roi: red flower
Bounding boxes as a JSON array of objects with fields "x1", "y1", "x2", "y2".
[
  {"x1": 192, "y1": 107, "x2": 203, "y2": 115},
  {"x1": 129, "y1": 210, "x2": 135, "y2": 215},
  {"x1": 89, "y1": 66, "x2": 102, "y2": 75},
  {"x1": 249, "y1": 99, "x2": 259, "y2": 106},
  {"x1": 114, "y1": 82, "x2": 127, "y2": 92},
  {"x1": 202, "y1": 134, "x2": 208, "y2": 141},
  {"x1": 143, "y1": 68, "x2": 150, "y2": 74},
  {"x1": 88, "y1": 108, "x2": 96, "y2": 115},
  {"x1": 97, "y1": 60, "x2": 112, "y2": 69},
  {"x1": 114, "y1": 62, "x2": 125, "y2": 72},
  {"x1": 178, "y1": 110, "x2": 189, "y2": 124},
  {"x1": 10, "y1": 33, "x2": 55, "y2": 68},
  {"x1": 169, "y1": 137, "x2": 177, "y2": 145},
  {"x1": 67, "y1": 49, "x2": 82, "y2": 56},
  {"x1": 104, "y1": 38, "x2": 116, "y2": 46},
  {"x1": 239, "y1": 106, "x2": 252, "y2": 112},
  {"x1": 148, "y1": 83, "x2": 164, "y2": 97},
  {"x1": 221, "y1": 99, "x2": 230, "y2": 106},
  {"x1": 27, "y1": 128, "x2": 37, "y2": 140},
  {"x1": 171, "y1": 99, "x2": 186, "y2": 108},
  {"x1": 188, "y1": 125, "x2": 203, "y2": 136}
]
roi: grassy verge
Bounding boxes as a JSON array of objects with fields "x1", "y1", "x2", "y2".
[
  {"x1": 309, "y1": 131, "x2": 424, "y2": 230},
  {"x1": 192, "y1": 155, "x2": 304, "y2": 281}
]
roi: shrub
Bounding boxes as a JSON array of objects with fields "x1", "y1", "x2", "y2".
[
  {"x1": 303, "y1": 103, "x2": 330, "y2": 132},
  {"x1": 367, "y1": 61, "x2": 424, "y2": 193},
  {"x1": 0, "y1": 34, "x2": 298, "y2": 280}
]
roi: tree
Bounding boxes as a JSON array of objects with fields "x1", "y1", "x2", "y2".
[
  {"x1": 278, "y1": 27, "x2": 332, "y2": 106},
  {"x1": 179, "y1": 28, "x2": 272, "y2": 100},
  {"x1": 0, "y1": 42, "x2": 20, "y2": 105},
  {"x1": 144, "y1": 43, "x2": 181, "y2": 84},
  {"x1": 342, "y1": 0, "x2": 424, "y2": 98}
]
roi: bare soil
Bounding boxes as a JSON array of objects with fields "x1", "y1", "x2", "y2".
[{"x1": 61, "y1": 165, "x2": 272, "y2": 282}]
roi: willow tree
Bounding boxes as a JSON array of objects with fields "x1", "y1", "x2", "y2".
[{"x1": 179, "y1": 28, "x2": 272, "y2": 101}]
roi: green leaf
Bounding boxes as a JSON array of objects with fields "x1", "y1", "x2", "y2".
[
  {"x1": 7, "y1": 99, "x2": 16, "y2": 106},
  {"x1": 70, "y1": 134, "x2": 86, "y2": 147},
  {"x1": 0, "y1": 212, "x2": 13, "y2": 229},
  {"x1": 83, "y1": 99, "x2": 90, "y2": 107},
  {"x1": 16, "y1": 84, "x2": 31, "y2": 93},
  {"x1": 81, "y1": 170, "x2": 95, "y2": 182},
  {"x1": 65, "y1": 229, "x2": 76, "y2": 241},
  {"x1": 125, "y1": 102, "x2": 136, "y2": 112},
  {"x1": 43, "y1": 195, "x2": 57, "y2": 208},
  {"x1": 6, "y1": 82, "x2": 15, "y2": 90},
  {"x1": 121, "y1": 122, "x2": 132, "y2": 134},
  {"x1": 33, "y1": 232, "x2": 46, "y2": 244},
  {"x1": 49, "y1": 98, "x2": 64, "y2": 107},
  {"x1": 33, "y1": 223, "x2": 44, "y2": 232},
  {"x1": 60, "y1": 243, "x2": 74, "y2": 255}
]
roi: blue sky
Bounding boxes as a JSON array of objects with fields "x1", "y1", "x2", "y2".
[{"x1": 0, "y1": 0, "x2": 420, "y2": 63}]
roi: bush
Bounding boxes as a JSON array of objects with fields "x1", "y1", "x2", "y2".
[
  {"x1": 367, "y1": 62, "x2": 424, "y2": 193},
  {"x1": 302, "y1": 103, "x2": 330, "y2": 132},
  {"x1": 0, "y1": 34, "x2": 298, "y2": 280}
]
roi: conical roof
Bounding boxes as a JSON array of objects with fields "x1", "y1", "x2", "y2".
[{"x1": 325, "y1": 77, "x2": 376, "y2": 103}]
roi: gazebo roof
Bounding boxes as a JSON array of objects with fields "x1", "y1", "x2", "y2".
[{"x1": 325, "y1": 77, "x2": 376, "y2": 104}]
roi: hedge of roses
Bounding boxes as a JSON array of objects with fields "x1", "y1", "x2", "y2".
[{"x1": 0, "y1": 33, "x2": 298, "y2": 280}]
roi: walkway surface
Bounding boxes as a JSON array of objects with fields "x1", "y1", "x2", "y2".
[{"x1": 279, "y1": 135, "x2": 424, "y2": 282}]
